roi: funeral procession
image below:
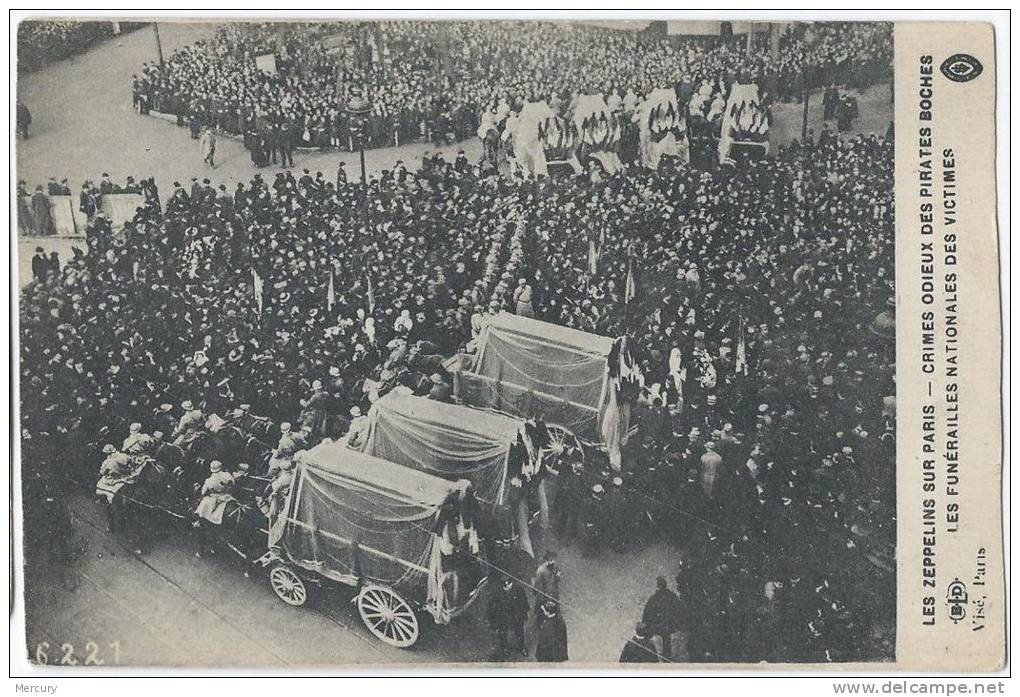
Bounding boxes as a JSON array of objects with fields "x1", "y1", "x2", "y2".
[{"x1": 16, "y1": 17, "x2": 896, "y2": 667}]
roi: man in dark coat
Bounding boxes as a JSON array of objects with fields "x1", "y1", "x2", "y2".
[
  {"x1": 31, "y1": 247, "x2": 48, "y2": 283},
  {"x1": 31, "y1": 186, "x2": 54, "y2": 236},
  {"x1": 79, "y1": 183, "x2": 97, "y2": 220},
  {"x1": 534, "y1": 601, "x2": 568, "y2": 662},
  {"x1": 619, "y1": 622, "x2": 660, "y2": 663},
  {"x1": 486, "y1": 576, "x2": 530, "y2": 660},
  {"x1": 642, "y1": 575, "x2": 683, "y2": 659}
]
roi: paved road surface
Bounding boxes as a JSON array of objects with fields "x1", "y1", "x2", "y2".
[{"x1": 24, "y1": 489, "x2": 682, "y2": 666}]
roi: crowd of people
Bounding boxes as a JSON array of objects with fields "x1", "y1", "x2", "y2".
[
  {"x1": 22, "y1": 18, "x2": 896, "y2": 661},
  {"x1": 131, "y1": 21, "x2": 891, "y2": 155},
  {"x1": 21, "y1": 120, "x2": 895, "y2": 661},
  {"x1": 18, "y1": 20, "x2": 142, "y2": 73}
]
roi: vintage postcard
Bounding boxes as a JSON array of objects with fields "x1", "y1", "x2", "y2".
[{"x1": 9, "y1": 12, "x2": 1006, "y2": 674}]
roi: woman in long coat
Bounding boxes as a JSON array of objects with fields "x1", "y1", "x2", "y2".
[{"x1": 534, "y1": 601, "x2": 569, "y2": 662}]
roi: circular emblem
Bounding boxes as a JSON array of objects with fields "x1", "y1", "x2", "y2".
[{"x1": 940, "y1": 54, "x2": 983, "y2": 83}]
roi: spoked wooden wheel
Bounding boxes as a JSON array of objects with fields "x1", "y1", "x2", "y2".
[
  {"x1": 269, "y1": 564, "x2": 309, "y2": 607},
  {"x1": 541, "y1": 424, "x2": 584, "y2": 466},
  {"x1": 357, "y1": 585, "x2": 420, "y2": 648}
]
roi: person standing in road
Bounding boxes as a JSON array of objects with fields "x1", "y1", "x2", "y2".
[
  {"x1": 641, "y1": 576, "x2": 683, "y2": 659},
  {"x1": 487, "y1": 576, "x2": 530, "y2": 660},
  {"x1": 201, "y1": 127, "x2": 217, "y2": 168},
  {"x1": 532, "y1": 550, "x2": 562, "y2": 602},
  {"x1": 534, "y1": 601, "x2": 568, "y2": 662},
  {"x1": 17, "y1": 101, "x2": 31, "y2": 139}
]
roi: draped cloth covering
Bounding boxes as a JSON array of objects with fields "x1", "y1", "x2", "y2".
[
  {"x1": 360, "y1": 391, "x2": 525, "y2": 506},
  {"x1": 456, "y1": 312, "x2": 615, "y2": 443},
  {"x1": 635, "y1": 87, "x2": 689, "y2": 169},
  {"x1": 718, "y1": 83, "x2": 769, "y2": 163},
  {"x1": 271, "y1": 441, "x2": 473, "y2": 622},
  {"x1": 508, "y1": 100, "x2": 554, "y2": 177}
]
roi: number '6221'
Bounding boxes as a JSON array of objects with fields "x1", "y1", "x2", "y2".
[{"x1": 33, "y1": 641, "x2": 120, "y2": 666}]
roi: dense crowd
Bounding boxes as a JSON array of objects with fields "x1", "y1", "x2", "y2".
[
  {"x1": 132, "y1": 21, "x2": 891, "y2": 152},
  {"x1": 17, "y1": 20, "x2": 142, "y2": 73},
  {"x1": 21, "y1": 114, "x2": 895, "y2": 660}
]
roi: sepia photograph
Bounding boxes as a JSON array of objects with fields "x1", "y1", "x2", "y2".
[{"x1": 14, "y1": 12, "x2": 998, "y2": 675}]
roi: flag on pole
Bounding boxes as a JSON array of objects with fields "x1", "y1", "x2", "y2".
[
  {"x1": 252, "y1": 267, "x2": 264, "y2": 314},
  {"x1": 624, "y1": 258, "x2": 636, "y2": 304},
  {"x1": 327, "y1": 267, "x2": 336, "y2": 312},
  {"x1": 366, "y1": 271, "x2": 375, "y2": 312}
]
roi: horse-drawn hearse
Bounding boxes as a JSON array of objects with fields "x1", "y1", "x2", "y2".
[
  {"x1": 357, "y1": 390, "x2": 547, "y2": 556},
  {"x1": 94, "y1": 409, "x2": 489, "y2": 648},
  {"x1": 257, "y1": 442, "x2": 488, "y2": 647},
  {"x1": 450, "y1": 312, "x2": 643, "y2": 468}
]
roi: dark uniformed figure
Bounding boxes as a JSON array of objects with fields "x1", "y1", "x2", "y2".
[
  {"x1": 486, "y1": 576, "x2": 530, "y2": 660},
  {"x1": 605, "y1": 475, "x2": 630, "y2": 552},
  {"x1": 641, "y1": 576, "x2": 683, "y2": 659},
  {"x1": 553, "y1": 457, "x2": 584, "y2": 538}
]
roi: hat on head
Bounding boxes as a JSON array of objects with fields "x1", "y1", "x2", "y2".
[
  {"x1": 280, "y1": 422, "x2": 292, "y2": 433},
  {"x1": 181, "y1": 400, "x2": 194, "y2": 410},
  {"x1": 129, "y1": 423, "x2": 141, "y2": 433},
  {"x1": 350, "y1": 406, "x2": 362, "y2": 418},
  {"x1": 159, "y1": 403, "x2": 172, "y2": 413},
  {"x1": 102, "y1": 444, "x2": 116, "y2": 454},
  {"x1": 209, "y1": 460, "x2": 222, "y2": 473}
]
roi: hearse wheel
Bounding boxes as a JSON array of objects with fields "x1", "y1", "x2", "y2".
[
  {"x1": 357, "y1": 584, "x2": 420, "y2": 648},
  {"x1": 542, "y1": 424, "x2": 584, "y2": 466},
  {"x1": 269, "y1": 563, "x2": 309, "y2": 607}
]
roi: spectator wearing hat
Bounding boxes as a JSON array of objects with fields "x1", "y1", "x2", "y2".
[
  {"x1": 30, "y1": 186, "x2": 54, "y2": 236},
  {"x1": 31, "y1": 247, "x2": 49, "y2": 283},
  {"x1": 486, "y1": 576, "x2": 530, "y2": 660}
]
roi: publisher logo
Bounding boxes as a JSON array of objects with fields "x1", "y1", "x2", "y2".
[
  {"x1": 940, "y1": 54, "x2": 983, "y2": 83},
  {"x1": 946, "y1": 579, "x2": 968, "y2": 622}
]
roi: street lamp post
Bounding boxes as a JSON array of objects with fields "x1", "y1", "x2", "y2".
[
  {"x1": 346, "y1": 88, "x2": 372, "y2": 186},
  {"x1": 152, "y1": 22, "x2": 165, "y2": 68}
]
